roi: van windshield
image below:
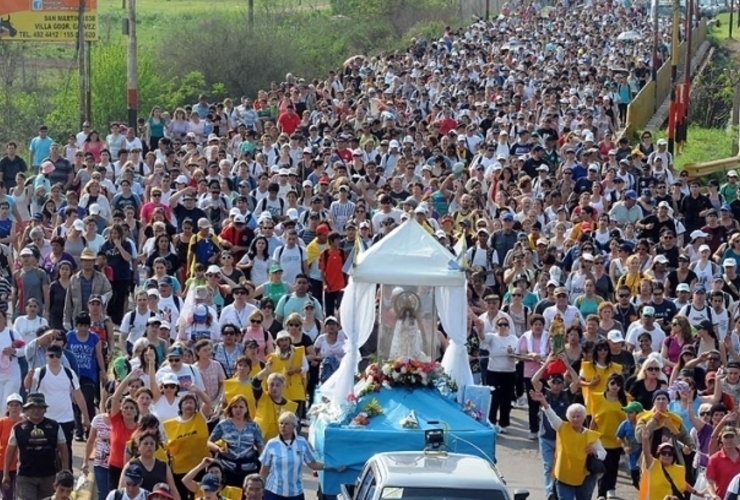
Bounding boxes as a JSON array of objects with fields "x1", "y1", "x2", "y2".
[{"x1": 381, "y1": 487, "x2": 508, "y2": 500}]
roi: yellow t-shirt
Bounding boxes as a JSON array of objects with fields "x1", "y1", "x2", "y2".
[
  {"x1": 265, "y1": 348, "x2": 306, "y2": 402},
  {"x1": 580, "y1": 361, "x2": 623, "y2": 414},
  {"x1": 590, "y1": 393, "x2": 626, "y2": 449},
  {"x1": 255, "y1": 394, "x2": 298, "y2": 442},
  {"x1": 163, "y1": 413, "x2": 209, "y2": 474},
  {"x1": 195, "y1": 484, "x2": 242, "y2": 500},
  {"x1": 639, "y1": 461, "x2": 686, "y2": 500},
  {"x1": 553, "y1": 423, "x2": 601, "y2": 487}
]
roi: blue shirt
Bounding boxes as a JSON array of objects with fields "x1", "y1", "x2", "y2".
[
  {"x1": 29, "y1": 136, "x2": 54, "y2": 167},
  {"x1": 260, "y1": 435, "x2": 316, "y2": 497},
  {"x1": 209, "y1": 419, "x2": 264, "y2": 464},
  {"x1": 66, "y1": 331, "x2": 101, "y2": 382},
  {"x1": 616, "y1": 418, "x2": 641, "y2": 470}
]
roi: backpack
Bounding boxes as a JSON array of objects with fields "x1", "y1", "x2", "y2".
[
  {"x1": 469, "y1": 246, "x2": 495, "y2": 273},
  {"x1": 36, "y1": 365, "x2": 75, "y2": 392},
  {"x1": 128, "y1": 310, "x2": 157, "y2": 331},
  {"x1": 277, "y1": 243, "x2": 304, "y2": 263},
  {"x1": 256, "y1": 197, "x2": 285, "y2": 218}
]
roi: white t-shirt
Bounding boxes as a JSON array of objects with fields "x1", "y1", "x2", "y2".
[
  {"x1": 625, "y1": 322, "x2": 666, "y2": 352},
  {"x1": 120, "y1": 309, "x2": 152, "y2": 346},
  {"x1": 105, "y1": 489, "x2": 148, "y2": 500},
  {"x1": 272, "y1": 245, "x2": 306, "y2": 285},
  {"x1": 155, "y1": 363, "x2": 205, "y2": 395},
  {"x1": 158, "y1": 295, "x2": 181, "y2": 339},
  {"x1": 32, "y1": 364, "x2": 80, "y2": 423},
  {"x1": 480, "y1": 333, "x2": 519, "y2": 372},
  {"x1": 12, "y1": 316, "x2": 47, "y2": 348}
]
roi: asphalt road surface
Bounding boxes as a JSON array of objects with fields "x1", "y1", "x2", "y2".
[{"x1": 71, "y1": 407, "x2": 636, "y2": 499}]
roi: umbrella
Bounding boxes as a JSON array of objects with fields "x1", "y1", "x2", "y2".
[{"x1": 617, "y1": 30, "x2": 641, "y2": 41}]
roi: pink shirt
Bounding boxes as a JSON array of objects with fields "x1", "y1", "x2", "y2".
[
  {"x1": 140, "y1": 202, "x2": 172, "y2": 225},
  {"x1": 243, "y1": 327, "x2": 274, "y2": 362},
  {"x1": 517, "y1": 334, "x2": 548, "y2": 378}
]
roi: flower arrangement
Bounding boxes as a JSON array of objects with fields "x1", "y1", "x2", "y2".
[
  {"x1": 357, "y1": 358, "x2": 455, "y2": 397},
  {"x1": 463, "y1": 400, "x2": 484, "y2": 422},
  {"x1": 362, "y1": 398, "x2": 383, "y2": 417}
]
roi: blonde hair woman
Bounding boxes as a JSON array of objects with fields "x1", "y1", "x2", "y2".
[
  {"x1": 617, "y1": 255, "x2": 650, "y2": 296},
  {"x1": 629, "y1": 354, "x2": 668, "y2": 411}
]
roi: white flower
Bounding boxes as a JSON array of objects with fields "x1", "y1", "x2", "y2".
[
  {"x1": 400, "y1": 366, "x2": 407, "y2": 374},
  {"x1": 381, "y1": 364, "x2": 392, "y2": 376}
]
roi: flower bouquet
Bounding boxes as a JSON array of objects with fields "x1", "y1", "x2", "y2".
[
  {"x1": 463, "y1": 400, "x2": 484, "y2": 422},
  {"x1": 362, "y1": 398, "x2": 383, "y2": 417},
  {"x1": 356, "y1": 358, "x2": 456, "y2": 397}
]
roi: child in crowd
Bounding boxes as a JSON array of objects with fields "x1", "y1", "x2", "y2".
[{"x1": 617, "y1": 400, "x2": 644, "y2": 489}]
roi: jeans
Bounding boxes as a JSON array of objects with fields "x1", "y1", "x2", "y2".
[
  {"x1": 309, "y1": 278, "x2": 324, "y2": 307},
  {"x1": 0, "y1": 470, "x2": 16, "y2": 500},
  {"x1": 59, "y1": 420, "x2": 75, "y2": 471},
  {"x1": 17, "y1": 474, "x2": 54, "y2": 500},
  {"x1": 94, "y1": 466, "x2": 110, "y2": 500},
  {"x1": 539, "y1": 437, "x2": 556, "y2": 498},
  {"x1": 555, "y1": 474, "x2": 597, "y2": 500},
  {"x1": 324, "y1": 290, "x2": 343, "y2": 317},
  {"x1": 74, "y1": 376, "x2": 99, "y2": 438}
]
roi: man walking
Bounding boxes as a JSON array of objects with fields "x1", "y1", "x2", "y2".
[{"x1": 2, "y1": 393, "x2": 68, "y2": 500}]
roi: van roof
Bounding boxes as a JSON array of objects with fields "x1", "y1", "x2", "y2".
[{"x1": 372, "y1": 452, "x2": 507, "y2": 491}]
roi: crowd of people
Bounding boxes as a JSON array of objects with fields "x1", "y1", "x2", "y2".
[{"x1": 0, "y1": 0, "x2": 728, "y2": 499}]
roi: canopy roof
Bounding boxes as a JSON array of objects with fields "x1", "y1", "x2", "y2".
[{"x1": 351, "y1": 220, "x2": 465, "y2": 286}]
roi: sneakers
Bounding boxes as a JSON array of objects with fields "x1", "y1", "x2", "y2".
[
  {"x1": 498, "y1": 426, "x2": 508, "y2": 434},
  {"x1": 528, "y1": 432, "x2": 538, "y2": 440},
  {"x1": 515, "y1": 396, "x2": 528, "y2": 408},
  {"x1": 606, "y1": 491, "x2": 617, "y2": 499}
]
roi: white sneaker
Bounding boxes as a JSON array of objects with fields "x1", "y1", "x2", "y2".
[
  {"x1": 606, "y1": 491, "x2": 617, "y2": 499},
  {"x1": 528, "y1": 432, "x2": 538, "y2": 440},
  {"x1": 516, "y1": 396, "x2": 528, "y2": 408},
  {"x1": 498, "y1": 426, "x2": 508, "y2": 434}
]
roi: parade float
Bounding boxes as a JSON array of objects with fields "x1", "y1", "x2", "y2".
[{"x1": 310, "y1": 220, "x2": 496, "y2": 497}]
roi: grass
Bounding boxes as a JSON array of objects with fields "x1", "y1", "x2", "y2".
[
  {"x1": 654, "y1": 125, "x2": 738, "y2": 167},
  {"x1": 709, "y1": 12, "x2": 734, "y2": 43}
]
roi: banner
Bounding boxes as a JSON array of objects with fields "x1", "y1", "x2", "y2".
[{"x1": 0, "y1": 0, "x2": 98, "y2": 42}]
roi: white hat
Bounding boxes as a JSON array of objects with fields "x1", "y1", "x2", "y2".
[
  {"x1": 699, "y1": 244, "x2": 711, "y2": 253},
  {"x1": 302, "y1": 180, "x2": 313, "y2": 188},
  {"x1": 724, "y1": 258, "x2": 737, "y2": 267},
  {"x1": 403, "y1": 135, "x2": 414, "y2": 144},
  {"x1": 175, "y1": 175, "x2": 188, "y2": 184},
  {"x1": 581, "y1": 253, "x2": 594, "y2": 261},
  {"x1": 676, "y1": 283, "x2": 691, "y2": 293},
  {"x1": 657, "y1": 201, "x2": 671, "y2": 209},
  {"x1": 537, "y1": 165, "x2": 549, "y2": 172},
  {"x1": 303, "y1": 147, "x2": 313, "y2": 154},
  {"x1": 197, "y1": 218, "x2": 211, "y2": 229},
  {"x1": 146, "y1": 289, "x2": 159, "y2": 298},
  {"x1": 276, "y1": 330, "x2": 291, "y2": 341},
  {"x1": 161, "y1": 373, "x2": 179, "y2": 386},
  {"x1": 691, "y1": 230, "x2": 709, "y2": 240},
  {"x1": 588, "y1": 164, "x2": 599, "y2": 172},
  {"x1": 233, "y1": 214, "x2": 246, "y2": 224},
  {"x1": 400, "y1": 212, "x2": 410, "y2": 221},
  {"x1": 159, "y1": 321, "x2": 171, "y2": 330},
  {"x1": 72, "y1": 219, "x2": 85, "y2": 231},
  {"x1": 229, "y1": 207, "x2": 240, "y2": 217},
  {"x1": 414, "y1": 206, "x2": 426, "y2": 214},
  {"x1": 278, "y1": 168, "x2": 290, "y2": 176},
  {"x1": 389, "y1": 140, "x2": 400, "y2": 149},
  {"x1": 352, "y1": 148, "x2": 363, "y2": 156},
  {"x1": 89, "y1": 204, "x2": 101, "y2": 215},
  {"x1": 286, "y1": 208, "x2": 298, "y2": 221},
  {"x1": 457, "y1": 135, "x2": 466, "y2": 142},
  {"x1": 607, "y1": 330, "x2": 625, "y2": 343},
  {"x1": 5, "y1": 393, "x2": 22, "y2": 405},
  {"x1": 360, "y1": 221, "x2": 370, "y2": 229},
  {"x1": 435, "y1": 230, "x2": 447, "y2": 238},
  {"x1": 19, "y1": 247, "x2": 34, "y2": 257},
  {"x1": 206, "y1": 265, "x2": 220, "y2": 274},
  {"x1": 729, "y1": 170, "x2": 739, "y2": 178},
  {"x1": 207, "y1": 134, "x2": 219, "y2": 142},
  {"x1": 657, "y1": 138, "x2": 667, "y2": 146},
  {"x1": 654, "y1": 254, "x2": 669, "y2": 264}
]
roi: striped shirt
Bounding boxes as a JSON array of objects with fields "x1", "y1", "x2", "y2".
[
  {"x1": 329, "y1": 199, "x2": 355, "y2": 233},
  {"x1": 260, "y1": 435, "x2": 317, "y2": 497}
]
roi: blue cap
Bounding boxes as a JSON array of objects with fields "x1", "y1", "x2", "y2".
[
  {"x1": 722, "y1": 204, "x2": 731, "y2": 211},
  {"x1": 624, "y1": 190, "x2": 637, "y2": 200},
  {"x1": 695, "y1": 285, "x2": 707, "y2": 294},
  {"x1": 32, "y1": 213, "x2": 43, "y2": 221},
  {"x1": 502, "y1": 212, "x2": 514, "y2": 221},
  {"x1": 168, "y1": 345, "x2": 183, "y2": 357},
  {"x1": 124, "y1": 464, "x2": 144, "y2": 484},
  {"x1": 201, "y1": 473, "x2": 220, "y2": 492}
]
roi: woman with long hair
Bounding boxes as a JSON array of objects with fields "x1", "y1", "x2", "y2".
[
  {"x1": 208, "y1": 394, "x2": 264, "y2": 488},
  {"x1": 243, "y1": 310, "x2": 273, "y2": 363},
  {"x1": 617, "y1": 255, "x2": 650, "y2": 297},
  {"x1": 214, "y1": 324, "x2": 244, "y2": 380},
  {"x1": 193, "y1": 339, "x2": 225, "y2": 411},
  {"x1": 83, "y1": 129, "x2": 104, "y2": 163},
  {"x1": 661, "y1": 316, "x2": 694, "y2": 375},
  {"x1": 696, "y1": 319, "x2": 726, "y2": 366},
  {"x1": 108, "y1": 371, "x2": 141, "y2": 490},
  {"x1": 591, "y1": 373, "x2": 628, "y2": 499},
  {"x1": 596, "y1": 302, "x2": 623, "y2": 338},
  {"x1": 146, "y1": 106, "x2": 166, "y2": 151},
  {"x1": 238, "y1": 237, "x2": 270, "y2": 288},
  {"x1": 101, "y1": 224, "x2": 134, "y2": 325},
  {"x1": 169, "y1": 108, "x2": 189, "y2": 141},
  {"x1": 258, "y1": 298, "x2": 281, "y2": 337},
  {"x1": 82, "y1": 397, "x2": 112, "y2": 500},
  {"x1": 580, "y1": 339, "x2": 623, "y2": 416}
]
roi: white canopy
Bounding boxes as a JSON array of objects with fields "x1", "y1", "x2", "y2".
[
  {"x1": 323, "y1": 220, "x2": 472, "y2": 404},
  {"x1": 352, "y1": 220, "x2": 465, "y2": 286}
]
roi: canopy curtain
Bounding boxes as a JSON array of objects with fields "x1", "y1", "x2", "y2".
[
  {"x1": 323, "y1": 279, "x2": 377, "y2": 404},
  {"x1": 436, "y1": 285, "x2": 473, "y2": 400}
]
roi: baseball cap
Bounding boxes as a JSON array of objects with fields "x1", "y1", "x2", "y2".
[
  {"x1": 624, "y1": 190, "x2": 637, "y2": 200},
  {"x1": 201, "y1": 473, "x2": 221, "y2": 492},
  {"x1": 124, "y1": 464, "x2": 144, "y2": 484},
  {"x1": 502, "y1": 212, "x2": 514, "y2": 221},
  {"x1": 676, "y1": 283, "x2": 691, "y2": 293},
  {"x1": 642, "y1": 306, "x2": 655, "y2": 317},
  {"x1": 607, "y1": 330, "x2": 625, "y2": 343},
  {"x1": 725, "y1": 258, "x2": 738, "y2": 267},
  {"x1": 622, "y1": 401, "x2": 644, "y2": 413}
]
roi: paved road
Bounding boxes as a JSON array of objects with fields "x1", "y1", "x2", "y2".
[{"x1": 71, "y1": 407, "x2": 637, "y2": 500}]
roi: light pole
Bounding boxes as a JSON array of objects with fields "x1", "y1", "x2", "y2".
[{"x1": 126, "y1": 0, "x2": 137, "y2": 129}]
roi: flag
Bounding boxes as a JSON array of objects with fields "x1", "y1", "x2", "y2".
[
  {"x1": 342, "y1": 236, "x2": 365, "y2": 274},
  {"x1": 453, "y1": 234, "x2": 468, "y2": 269}
]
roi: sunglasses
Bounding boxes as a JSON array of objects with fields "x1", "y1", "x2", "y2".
[
  {"x1": 168, "y1": 358, "x2": 181, "y2": 363},
  {"x1": 659, "y1": 450, "x2": 675, "y2": 457},
  {"x1": 700, "y1": 412, "x2": 711, "y2": 416},
  {"x1": 223, "y1": 330, "x2": 238, "y2": 335},
  {"x1": 618, "y1": 294, "x2": 630, "y2": 298},
  {"x1": 47, "y1": 353, "x2": 60, "y2": 358},
  {"x1": 497, "y1": 323, "x2": 509, "y2": 327},
  {"x1": 163, "y1": 384, "x2": 178, "y2": 389},
  {"x1": 250, "y1": 319, "x2": 263, "y2": 324},
  {"x1": 233, "y1": 290, "x2": 246, "y2": 295},
  {"x1": 512, "y1": 293, "x2": 522, "y2": 297},
  {"x1": 645, "y1": 367, "x2": 659, "y2": 372},
  {"x1": 288, "y1": 323, "x2": 301, "y2": 327}
]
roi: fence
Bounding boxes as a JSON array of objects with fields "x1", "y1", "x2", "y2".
[{"x1": 624, "y1": 18, "x2": 708, "y2": 139}]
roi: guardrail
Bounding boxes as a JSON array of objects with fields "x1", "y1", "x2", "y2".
[{"x1": 623, "y1": 19, "x2": 708, "y2": 139}]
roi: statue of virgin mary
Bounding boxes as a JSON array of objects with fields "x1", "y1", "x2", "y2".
[{"x1": 388, "y1": 291, "x2": 430, "y2": 362}]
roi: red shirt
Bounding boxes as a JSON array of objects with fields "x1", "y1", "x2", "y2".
[
  {"x1": 219, "y1": 224, "x2": 254, "y2": 261},
  {"x1": 706, "y1": 446, "x2": 740, "y2": 498},
  {"x1": 319, "y1": 247, "x2": 347, "y2": 292},
  {"x1": 438, "y1": 117, "x2": 458, "y2": 135},
  {"x1": 277, "y1": 112, "x2": 301, "y2": 134},
  {"x1": 108, "y1": 412, "x2": 137, "y2": 468}
]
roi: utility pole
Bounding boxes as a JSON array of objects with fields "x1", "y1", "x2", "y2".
[
  {"x1": 652, "y1": 0, "x2": 660, "y2": 112},
  {"x1": 77, "y1": 0, "x2": 87, "y2": 127},
  {"x1": 126, "y1": 0, "x2": 137, "y2": 129},
  {"x1": 485, "y1": 0, "x2": 491, "y2": 20},
  {"x1": 248, "y1": 0, "x2": 254, "y2": 31},
  {"x1": 667, "y1": 0, "x2": 680, "y2": 155}
]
